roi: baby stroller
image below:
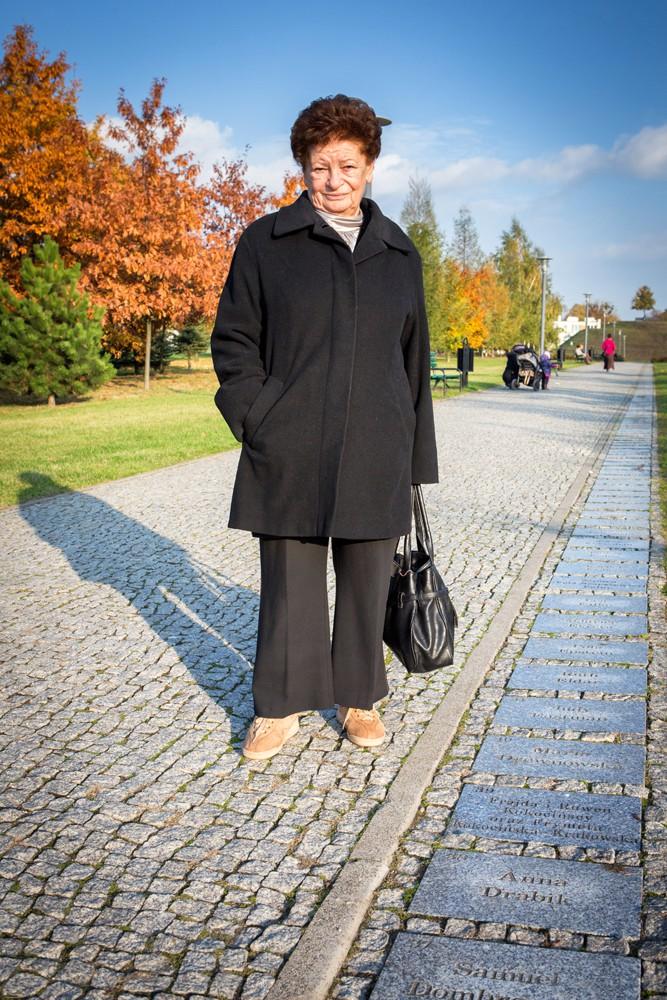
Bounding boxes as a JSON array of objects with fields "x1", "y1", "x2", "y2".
[{"x1": 502, "y1": 344, "x2": 544, "y2": 391}]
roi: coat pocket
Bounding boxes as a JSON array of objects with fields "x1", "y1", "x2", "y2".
[{"x1": 242, "y1": 374, "x2": 285, "y2": 445}]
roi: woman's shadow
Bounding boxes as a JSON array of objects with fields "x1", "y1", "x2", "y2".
[{"x1": 18, "y1": 472, "x2": 257, "y2": 745}]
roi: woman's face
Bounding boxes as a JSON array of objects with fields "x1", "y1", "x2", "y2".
[{"x1": 303, "y1": 138, "x2": 375, "y2": 217}]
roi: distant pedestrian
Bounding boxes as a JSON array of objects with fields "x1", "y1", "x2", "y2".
[
  {"x1": 211, "y1": 95, "x2": 438, "y2": 760},
  {"x1": 540, "y1": 350, "x2": 552, "y2": 389},
  {"x1": 601, "y1": 336, "x2": 617, "y2": 371}
]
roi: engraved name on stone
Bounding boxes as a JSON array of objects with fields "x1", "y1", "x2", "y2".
[
  {"x1": 448, "y1": 785, "x2": 642, "y2": 850},
  {"x1": 542, "y1": 594, "x2": 647, "y2": 613},
  {"x1": 555, "y1": 562, "x2": 648, "y2": 578},
  {"x1": 494, "y1": 695, "x2": 646, "y2": 734},
  {"x1": 523, "y1": 637, "x2": 648, "y2": 665},
  {"x1": 533, "y1": 612, "x2": 647, "y2": 637},
  {"x1": 508, "y1": 662, "x2": 647, "y2": 695},
  {"x1": 474, "y1": 734, "x2": 646, "y2": 784},
  {"x1": 409, "y1": 849, "x2": 642, "y2": 936},
  {"x1": 549, "y1": 574, "x2": 647, "y2": 594},
  {"x1": 562, "y1": 547, "x2": 648, "y2": 563},
  {"x1": 370, "y1": 934, "x2": 640, "y2": 1000}
]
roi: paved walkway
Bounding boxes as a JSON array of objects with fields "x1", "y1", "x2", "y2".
[
  {"x1": 0, "y1": 363, "x2": 663, "y2": 999},
  {"x1": 332, "y1": 368, "x2": 665, "y2": 1000}
]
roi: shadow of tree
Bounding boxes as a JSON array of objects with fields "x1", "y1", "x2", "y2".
[{"x1": 18, "y1": 472, "x2": 257, "y2": 745}]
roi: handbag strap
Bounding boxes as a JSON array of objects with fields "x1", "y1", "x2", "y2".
[
  {"x1": 412, "y1": 485, "x2": 435, "y2": 562},
  {"x1": 397, "y1": 486, "x2": 435, "y2": 568}
]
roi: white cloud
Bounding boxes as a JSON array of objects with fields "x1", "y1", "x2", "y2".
[
  {"x1": 179, "y1": 115, "x2": 237, "y2": 176},
  {"x1": 514, "y1": 144, "x2": 607, "y2": 183},
  {"x1": 599, "y1": 234, "x2": 667, "y2": 261},
  {"x1": 612, "y1": 124, "x2": 667, "y2": 178},
  {"x1": 93, "y1": 113, "x2": 667, "y2": 199},
  {"x1": 431, "y1": 156, "x2": 510, "y2": 188}
]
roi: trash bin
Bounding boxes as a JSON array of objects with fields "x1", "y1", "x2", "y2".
[{"x1": 456, "y1": 346, "x2": 475, "y2": 386}]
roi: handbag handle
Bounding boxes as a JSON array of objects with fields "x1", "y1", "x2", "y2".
[
  {"x1": 412, "y1": 485, "x2": 435, "y2": 562},
  {"x1": 399, "y1": 485, "x2": 435, "y2": 568}
]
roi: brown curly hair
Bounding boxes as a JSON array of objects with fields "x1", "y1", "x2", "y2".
[{"x1": 290, "y1": 94, "x2": 382, "y2": 170}]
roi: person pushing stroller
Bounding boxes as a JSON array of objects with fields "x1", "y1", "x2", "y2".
[{"x1": 502, "y1": 344, "x2": 545, "y2": 390}]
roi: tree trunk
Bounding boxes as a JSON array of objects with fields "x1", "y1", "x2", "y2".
[
  {"x1": 144, "y1": 317, "x2": 152, "y2": 390},
  {"x1": 47, "y1": 394, "x2": 56, "y2": 407}
]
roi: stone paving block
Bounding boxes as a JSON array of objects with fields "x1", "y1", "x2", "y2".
[
  {"x1": 448, "y1": 785, "x2": 642, "y2": 851},
  {"x1": 541, "y1": 594, "x2": 647, "y2": 613},
  {"x1": 508, "y1": 662, "x2": 647, "y2": 695},
  {"x1": 494, "y1": 694, "x2": 646, "y2": 734},
  {"x1": 409, "y1": 849, "x2": 642, "y2": 936},
  {"x1": 473, "y1": 734, "x2": 646, "y2": 784},
  {"x1": 533, "y1": 611, "x2": 647, "y2": 636},
  {"x1": 523, "y1": 637, "x2": 648, "y2": 665},
  {"x1": 369, "y1": 933, "x2": 640, "y2": 999}
]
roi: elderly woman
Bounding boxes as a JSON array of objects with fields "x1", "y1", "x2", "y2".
[{"x1": 211, "y1": 94, "x2": 438, "y2": 760}]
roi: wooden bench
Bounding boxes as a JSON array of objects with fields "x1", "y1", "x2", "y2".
[{"x1": 430, "y1": 352, "x2": 463, "y2": 394}]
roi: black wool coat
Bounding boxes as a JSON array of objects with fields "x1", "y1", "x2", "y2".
[{"x1": 210, "y1": 190, "x2": 439, "y2": 539}]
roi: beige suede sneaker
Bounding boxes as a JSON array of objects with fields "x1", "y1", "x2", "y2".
[
  {"x1": 336, "y1": 706, "x2": 385, "y2": 747},
  {"x1": 242, "y1": 714, "x2": 300, "y2": 760}
]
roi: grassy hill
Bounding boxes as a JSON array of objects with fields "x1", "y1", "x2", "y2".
[
  {"x1": 617, "y1": 319, "x2": 667, "y2": 361},
  {"x1": 560, "y1": 318, "x2": 667, "y2": 361}
]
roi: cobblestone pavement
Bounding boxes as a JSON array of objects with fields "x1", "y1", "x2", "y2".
[
  {"x1": 0, "y1": 364, "x2": 649, "y2": 999},
  {"x1": 335, "y1": 367, "x2": 665, "y2": 999}
]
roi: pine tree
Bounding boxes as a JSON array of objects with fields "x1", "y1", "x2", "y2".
[
  {"x1": 450, "y1": 207, "x2": 485, "y2": 271},
  {"x1": 176, "y1": 324, "x2": 209, "y2": 369},
  {"x1": 494, "y1": 218, "x2": 559, "y2": 347},
  {"x1": 400, "y1": 177, "x2": 449, "y2": 351},
  {"x1": 0, "y1": 236, "x2": 114, "y2": 404}
]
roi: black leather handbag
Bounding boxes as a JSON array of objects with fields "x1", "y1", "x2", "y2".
[{"x1": 383, "y1": 485, "x2": 458, "y2": 673}]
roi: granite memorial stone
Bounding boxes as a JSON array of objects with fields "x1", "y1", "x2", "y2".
[
  {"x1": 494, "y1": 694, "x2": 646, "y2": 733},
  {"x1": 448, "y1": 785, "x2": 642, "y2": 850},
  {"x1": 473, "y1": 734, "x2": 646, "y2": 784},
  {"x1": 533, "y1": 611, "x2": 647, "y2": 636},
  {"x1": 369, "y1": 933, "x2": 640, "y2": 1000},
  {"x1": 549, "y1": 574, "x2": 647, "y2": 594},
  {"x1": 523, "y1": 637, "x2": 648, "y2": 664},
  {"x1": 409, "y1": 849, "x2": 642, "y2": 936},
  {"x1": 542, "y1": 594, "x2": 647, "y2": 613},
  {"x1": 508, "y1": 662, "x2": 647, "y2": 695}
]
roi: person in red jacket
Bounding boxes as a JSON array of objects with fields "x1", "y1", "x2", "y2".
[{"x1": 601, "y1": 336, "x2": 616, "y2": 371}]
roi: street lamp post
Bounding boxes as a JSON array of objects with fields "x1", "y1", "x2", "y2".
[
  {"x1": 365, "y1": 116, "x2": 392, "y2": 200},
  {"x1": 583, "y1": 293, "x2": 592, "y2": 358},
  {"x1": 537, "y1": 257, "x2": 551, "y2": 357}
]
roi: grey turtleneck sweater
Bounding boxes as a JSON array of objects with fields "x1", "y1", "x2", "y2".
[{"x1": 309, "y1": 197, "x2": 364, "y2": 251}]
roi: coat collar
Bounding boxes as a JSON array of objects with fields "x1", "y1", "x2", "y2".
[{"x1": 272, "y1": 189, "x2": 414, "y2": 262}]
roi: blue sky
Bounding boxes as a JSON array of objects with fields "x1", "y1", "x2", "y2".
[{"x1": 4, "y1": 0, "x2": 666, "y2": 316}]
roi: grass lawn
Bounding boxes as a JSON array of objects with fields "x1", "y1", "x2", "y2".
[
  {"x1": 653, "y1": 363, "x2": 667, "y2": 549},
  {"x1": 1, "y1": 354, "x2": 585, "y2": 510},
  {"x1": 0, "y1": 362, "x2": 237, "y2": 509},
  {"x1": 431, "y1": 355, "x2": 581, "y2": 396}
]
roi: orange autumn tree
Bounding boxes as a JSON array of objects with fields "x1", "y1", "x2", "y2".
[
  {"x1": 269, "y1": 170, "x2": 304, "y2": 209},
  {"x1": 0, "y1": 24, "x2": 93, "y2": 286},
  {"x1": 201, "y1": 156, "x2": 271, "y2": 321},
  {"x1": 201, "y1": 164, "x2": 304, "y2": 319},
  {"x1": 455, "y1": 262, "x2": 512, "y2": 351},
  {"x1": 70, "y1": 79, "x2": 205, "y2": 387}
]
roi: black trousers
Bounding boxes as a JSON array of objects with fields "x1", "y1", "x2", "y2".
[{"x1": 252, "y1": 535, "x2": 399, "y2": 717}]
